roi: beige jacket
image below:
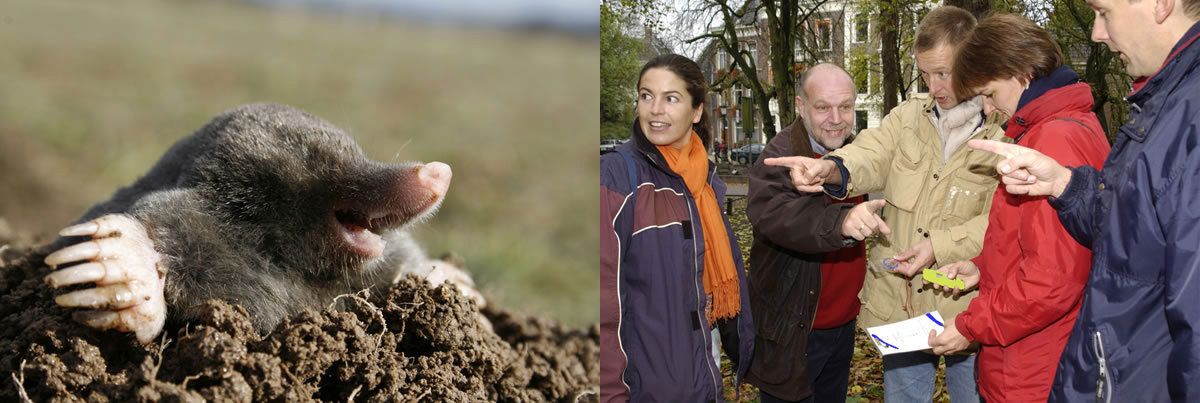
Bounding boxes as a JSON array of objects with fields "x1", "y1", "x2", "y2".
[{"x1": 827, "y1": 95, "x2": 1009, "y2": 329}]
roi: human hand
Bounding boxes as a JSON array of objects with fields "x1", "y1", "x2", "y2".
[
  {"x1": 928, "y1": 317, "x2": 970, "y2": 355},
  {"x1": 762, "y1": 156, "x2": 839, "y2": 192},
  {"x1": 892, "y1": 239, "x2": 934, "y2": 278},
  {"x1": 967, "y1": 139, "x2": 1073, "y2": 198},
  {"x1": 931, "y1": 260, "x2": 980, "y2": 295},
  {"x1": 841, "y1": 199, "x2": 891, "y2": 241}
]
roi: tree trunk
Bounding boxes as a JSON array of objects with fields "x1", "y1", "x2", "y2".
[
  {"x1": 767, "y1": 0, "x2": 796, "y2": 142},
  {"x1": 880, "y1": 3, "x2": 899, "y2": 113}
]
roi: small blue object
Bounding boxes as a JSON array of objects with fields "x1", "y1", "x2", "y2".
[
  {"x1": 882, "y1": 257, "x2": 899, "y2": 270},
  {"x1": 925, "y1": 313, "x2": 944, "y2": 327}
]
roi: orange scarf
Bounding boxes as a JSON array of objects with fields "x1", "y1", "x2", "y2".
[{"x1": 657, "y1": 131, "x2": 741, "y2": 325}]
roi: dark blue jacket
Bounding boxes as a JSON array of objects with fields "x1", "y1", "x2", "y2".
[
  {"x1": 600, "y1": 122, "x2": 754, "y2": 402},
  {"x1": 1049, "y1": 21, "x2": 1200, "y2": 402}
]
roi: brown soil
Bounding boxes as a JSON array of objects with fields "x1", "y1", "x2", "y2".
[{"x1": 0, "y1": 242, "x2": 598, "y2": 402}]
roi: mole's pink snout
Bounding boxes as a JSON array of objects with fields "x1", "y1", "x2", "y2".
[{"x1": 418, "y1": 162, "x2": 452, "y2": 198}]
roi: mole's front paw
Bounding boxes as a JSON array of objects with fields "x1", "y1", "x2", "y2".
[
  {"x1": 43, "y1": 214, "x2": 167, "y2": 344},
  {"x1": 424, "y1": 258, "x2": 486, "y2": 309}
]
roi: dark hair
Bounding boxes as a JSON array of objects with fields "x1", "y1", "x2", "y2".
[
  {"x1": 951, "y1": 13, "x2": 1064, "y2": 101},
  {"x1": 638, "y1": 54, "x2": 712, "y2": 148},
  {"x1": 915, "y1": 6, "x2": 978, "y2": 53}
]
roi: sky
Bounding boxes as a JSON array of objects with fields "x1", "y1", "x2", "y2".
[{"x1": 250, "y1": 0, "x2": 600, "y2": 33}]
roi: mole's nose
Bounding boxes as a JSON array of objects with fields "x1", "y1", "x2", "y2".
[{"x1": 418, "y1": 162, "x2": 452, "y2": 198}]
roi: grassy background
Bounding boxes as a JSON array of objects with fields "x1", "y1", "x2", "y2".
[{"x1": 0, "y1": 0, "x2": 598, "y2": 327}]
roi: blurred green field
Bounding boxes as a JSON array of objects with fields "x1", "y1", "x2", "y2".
[{"x1": 0, "y1": 0, "x2": 598, "y2": 327}]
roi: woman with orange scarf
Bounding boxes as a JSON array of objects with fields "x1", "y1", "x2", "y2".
[{"x1": 600, "y1": 54, "x2": 754, "y2": 402}]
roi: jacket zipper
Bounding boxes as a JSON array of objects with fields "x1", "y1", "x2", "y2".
[
  {"x1": 685, "y1": 189, "x2": 721, "y2": 399},
  {"x1": 1093, "y1": 331, "x2": 1113, "y2": 403}
]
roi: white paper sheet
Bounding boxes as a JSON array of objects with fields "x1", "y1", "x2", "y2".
[{"x1": 865, "y1": 311, "x2": 946, "y2": 355}]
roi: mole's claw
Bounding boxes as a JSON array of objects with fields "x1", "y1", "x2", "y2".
[
  {"x1": 59, "y1": 222, "x2": 100, "y2": 237},
  {"x1": 55, "y1": 283, "x2": 146, "y2": 310},
  {"x1": 74, "y1": 306, "x2": 166, "y2": 344},
  {"x1": 45, "y1": 262, "x2": 109, "y2": 288},
  {"x1": 45, "y1": 240, "x2": 101, "y2": 267}
]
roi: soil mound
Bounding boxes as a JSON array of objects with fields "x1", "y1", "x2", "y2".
[{"x1": 0, "y1": 244, "x2": 598, "y2": 401}]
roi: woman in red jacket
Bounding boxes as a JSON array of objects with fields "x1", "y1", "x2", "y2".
[{"x1": 924, "y1": 14, "x2": 1111, "y2": 402}]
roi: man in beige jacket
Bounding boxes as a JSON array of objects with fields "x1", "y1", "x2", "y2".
[{"x1": 764, "y1": 6, "x2": 1009, "y2": 402}]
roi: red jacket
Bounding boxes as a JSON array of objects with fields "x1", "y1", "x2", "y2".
[
  {"x1": 957, "y1": 81, "x2": 1110, "y2": 402},
  {"x1": 811, "y1": 153, "x2": 865, "y2": 329}
]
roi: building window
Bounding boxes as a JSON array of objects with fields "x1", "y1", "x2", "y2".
[
  {"x1": 855, "y1": 15, "x2": 869, "y2": 43},
  {"x1": 748, "y1": 42, "x2": 757, "y2": 65},
  {"x1": 816, "y1": 20, "x2": 832, "y2": 51},
  {"x1": 855, "y1": 110, "x2": 868, "y2": 132}
]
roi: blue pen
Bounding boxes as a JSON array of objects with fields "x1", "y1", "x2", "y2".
[{"x1": 925, "y1": 313, "x2": 944, "y2": 327}]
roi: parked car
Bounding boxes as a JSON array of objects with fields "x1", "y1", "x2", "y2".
[
  {"x1": 730, "y1": 143, "x2": 765, "y2": 165},
  {"x1": 601, "y1": 139, "x2": 624, "y2": 154}
]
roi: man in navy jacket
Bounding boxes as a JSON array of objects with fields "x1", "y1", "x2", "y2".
[{"x1": 968, "y1": 0, "x2": 1200, "y2": 400}]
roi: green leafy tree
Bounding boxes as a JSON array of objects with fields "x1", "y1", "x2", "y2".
[
  {"x1": 1036, "y1": 0, "x2": 1131, "y2": 142},
  {"x1": 601, "y1": 4, "x2": 644, "y2": 140}
]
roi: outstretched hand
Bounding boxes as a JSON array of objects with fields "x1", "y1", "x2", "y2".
[
  {"x1": 967, "y1": 139, "x2": 1073, "y2": 198},
  {"x1": 841, "y1": 199, "x2": 891, "y2": 241},
  {"x1": 762, "y1": 156, "x2": 839, "y2": 193}
]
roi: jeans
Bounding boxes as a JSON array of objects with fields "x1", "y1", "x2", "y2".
[
  {"x1": 882, "y1": 351, "x2": 979, "y2": 402},
  {"x1": 807, "y1": 319, "x2": 856, "y2": 402}
]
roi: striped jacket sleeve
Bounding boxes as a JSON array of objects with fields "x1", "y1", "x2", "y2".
[{"x1": 600, "y1": 153, "x2": 632, "y2": 402}]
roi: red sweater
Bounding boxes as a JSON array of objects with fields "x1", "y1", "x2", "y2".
[
  {"x1": 958, "y1": 83, "x2": 1110, "y2": 402},
  {"x1": 813, "y1": 151, "x2": 866, "y2": 329}
]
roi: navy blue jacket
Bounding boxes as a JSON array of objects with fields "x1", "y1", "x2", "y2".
[
  {"x1": 600, "y1": 122, "x2": 754, "y2": 402},
  {"x1": 1049, "y1": 21, "x2": 1200, "y2": 402}
]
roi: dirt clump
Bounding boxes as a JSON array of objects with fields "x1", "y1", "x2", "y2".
[{"x1": 0, "y1": 243, "x2": 598, "y2": 401}]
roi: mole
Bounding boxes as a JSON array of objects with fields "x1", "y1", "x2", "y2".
[{"x1": 41, "y1": 103, "x2": 483, "y2": 343}]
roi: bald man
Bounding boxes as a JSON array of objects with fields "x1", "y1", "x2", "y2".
[{"x1": 744, "y1": 63, "x2": 885, "y2": 403}]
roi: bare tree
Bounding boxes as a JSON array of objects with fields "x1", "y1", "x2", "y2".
[{"x1": 678, "y1": 0, "x2": 841, "y2": 142}]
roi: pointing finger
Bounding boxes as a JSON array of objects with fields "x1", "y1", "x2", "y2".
[
  {"x1": 968, "y1": 139, "x2": 1029, "y2": 158},
  {"x1": 864, "y1": 199, "x2": 887, "y2": 212},
  {"x1": 763, "y1": 156, "x2": 808, "y2": 169},
  {"x1": 875, "y1": 216, "x2": 892, "y2": 235}
]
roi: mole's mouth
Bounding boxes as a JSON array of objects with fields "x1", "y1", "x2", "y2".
[
  {"x1": 333, "y1": 209, "x2": 403, "y2": 259},
  {"x1": 335, "y1": 209, "x2": 404, "y2": 234}
]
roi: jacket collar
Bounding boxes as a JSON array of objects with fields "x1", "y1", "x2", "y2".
[
  {"x1": 1016, "y1": 65, "x2": 1080, "y2": 113},
  {"x1": 1123, "y1": 19, "x2": 1200, "y2": 142},
  {"x1": 1005, "y1": 82, "x2": 1094, "y2": 142},
  {"x1": 627, "y1": 119, "x2": 716, "y2": 179}
]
